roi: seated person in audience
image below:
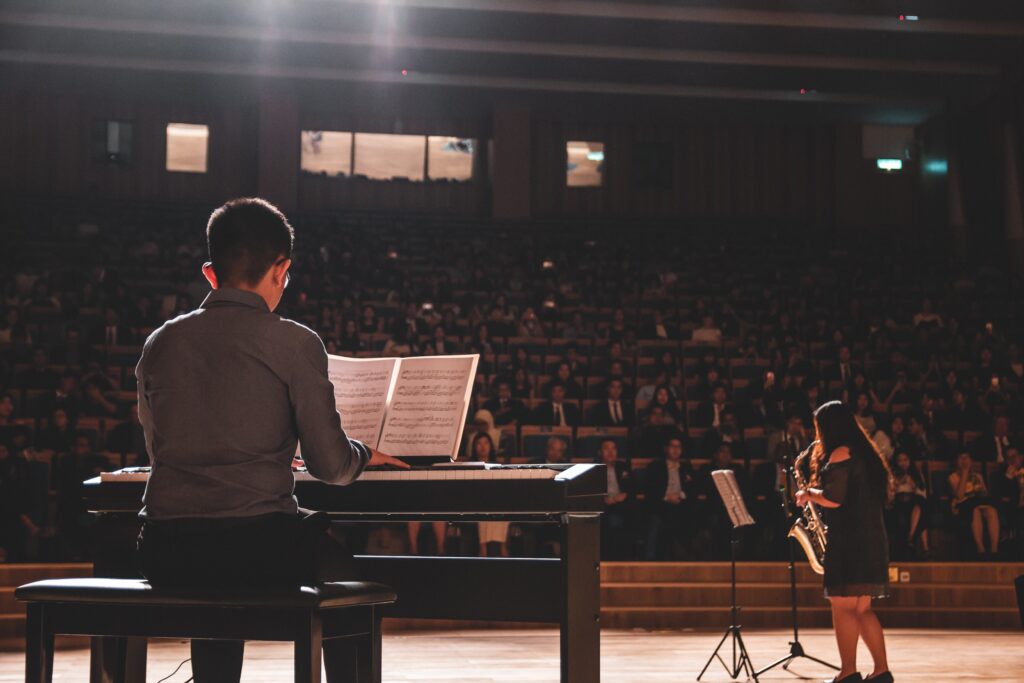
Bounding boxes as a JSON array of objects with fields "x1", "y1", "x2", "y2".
[
  {"x1": 517, "y1": 307, "x2": 545, "y2": 338},
  {"x1": 80, "y1": 380, "x2": 118, "y2": 418},
  {"x1": 912, "y1": 298, "x2": 943, "y2": 328},
  {"x1": 106, "y1": 403, "x2": 149, "y2": 464},
  {"x1": 542, "y1": 436, "x2": 569, "y2": 465},
  {"x1": 636, "y1": 369, "x2": 676, "y2": 403},
  {"x1": 887, "y1": 451, "x2": 930, "y2": 558},
  {"x1": 598, "y1": 438, "x2": 633, "y2": 560},
  {"x1": 992, "y1": 447, "x2": 1023, "y2": 549},
  {"x1": 700, "y1": 443, "x2": 749, "y2": 495},
  {"x1": 95, "y1": 306, "x2": 133, "y2": 346},
  {"x1": 948, "y1": 450, "x2": 1000, "y2": 558},
  {"x1": 691, "y1": 315, "x2": 722, "y2": 345},
  {"x1": 560, "y1": 343, "x2": 589, "y2": 378},
  {"x1": 541, "y1": 362, "x2": 584, "y2": 401},
  {"x1": 694, "y1": 383, "x2": 734, "y2": 429},
  {"x1": 588, "y1": 378, "x2": 634, "y2": 428},
  {"x1": 644, "y1": 436, "x2": 696, "y2": 560},
  {"x1": 941, "y1": 389, "x2": 984, "y2": 433},
  {"x1": 50, "y1": 325, "x2": 93, "y2": 368},
  {"x1": 17, "y1": 348, "x2": 57, "y2": 391},
  {"x1": 853, "y1": 391, "x2": 878, "y2": 435},
  {"x1": 690, "y1": 365, "x2": 725, "y2": 403},
  {"x1": 530, "y1": 382, "x2": 580, "y2": 427},
  {"x1": 593, "y1": 340, "x2": 628, "y2": 376},
  {"x1": 482, "y1": 379, "x2": 527, "y2": 426},
  {"x1": 36, "y1": 407, "x2": 75, "y2": 457},
  {"x1": 511, "y1": 367, "x2": 534, "y2": 400},
  {"x1": 358, "y1": 305, "x2": 380, "y2": 335},
  {"x1": 31, "y1": 370, "x2": 81, "y2": 421},
  {"x1": 886, "y1": 415, "x2": 913, "y2": 460},
  {"x1": 972, "y1": 415, "x2": 1017, "y2": 463},
  {"x1": 0, "y1": 441, "x2": 37, "y2": 562},
  {"x1": 56, "y1": 434, "x2": 113, "y2": 559},
  {"x1": 605, "y1": 360, "x2": 634, "y2": 399},
  {"x1": 468, "y1": 433, "x2": 509, "y2": 556},
  {"x1": 462, "y1": 409, "x2": 503, "y2": 460},
  {"x1": 382, "y1": 320, "x2": 416, "y2": 357},
  {"x1": 337, "y1": 319, "x2": 363, "y2": 353},
  {"x1": 781, "y1": 345, "x2": 816, "y2": 385},
  {"x1": 701, "y1": 408, "x2": 746, "y2": 461},
  {"x1": 641, "y1": 311, "x2": 672, "y2": 340},
  {"x1": 825, "y1": 344, "x2": 861, "y2": 389}
]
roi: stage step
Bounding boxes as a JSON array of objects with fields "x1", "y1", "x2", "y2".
[
  {"x1": 599, "y1": 562, "x2": 1024, "y2": 630},
  {"x1": 0, "y1": 562, "x2": 1020, "y2": 642}
]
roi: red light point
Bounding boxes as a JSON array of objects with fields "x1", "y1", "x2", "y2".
[
  {"x1": 899, "y1": 15, "x2": 905, "y2": 21},
  {"x1": 401, "y1": 69, "x2": 408, "y2": 76},
  {"x1": 800, "y1": 88, "x2": 806, "y2": 95}
]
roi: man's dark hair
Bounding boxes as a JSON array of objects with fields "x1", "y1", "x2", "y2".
[{"x1": 206, "y1": 198, "x2": 294, "y2": 287}]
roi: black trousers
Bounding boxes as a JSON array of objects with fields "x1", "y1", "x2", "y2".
[{"x1": 137, "y1": 510, "x2": 359, "y2": 683}]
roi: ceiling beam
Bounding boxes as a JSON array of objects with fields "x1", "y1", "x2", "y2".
[
  {"x1": 354, "y1": 0, "x2": 1024, "y2": 37},
  {"x1": 0, "y1": 48, "x2": 944, "y2": 115},
  {"x1": 0, "y1": 11, "x2": 999, "y2": 77}
]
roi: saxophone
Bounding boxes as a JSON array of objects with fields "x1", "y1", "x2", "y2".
[{"x1": 788, "y1": 441, "x2": 827, "y2": 575}]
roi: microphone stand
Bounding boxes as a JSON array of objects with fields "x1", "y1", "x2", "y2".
[{"x1": 754, "y1": 443, "x2": 838, "y2": 677}]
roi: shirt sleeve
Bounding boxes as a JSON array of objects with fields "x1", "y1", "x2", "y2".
[
  {"x1": 821, "y1": 462, "x2": 850, "y2": 506},
  {"x1": 289, "y1": 333, "x2": 371, "y2": 485}
]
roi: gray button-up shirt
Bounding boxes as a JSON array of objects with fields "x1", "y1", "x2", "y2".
[{"x1": 136, "y1": 288, "x2": 370, "y2": 520}]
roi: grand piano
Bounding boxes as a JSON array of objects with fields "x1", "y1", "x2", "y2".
[{"x1": 84, "y1": 462, "x2": 605, "y2": 683}]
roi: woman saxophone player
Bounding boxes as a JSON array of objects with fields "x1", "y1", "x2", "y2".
[{"x1": 795, "y1": 401, "x2": 894, "y2": 683}]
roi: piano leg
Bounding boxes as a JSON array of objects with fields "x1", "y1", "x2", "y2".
[{"x1": 560, "y1": 513, "x2": 601, "y2": 683}]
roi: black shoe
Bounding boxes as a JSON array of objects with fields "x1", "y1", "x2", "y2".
[
  {"x1": 865, "y1": 672, "x2": 894, "y2": 683},
  {"x1": 826, "y1": 675, "x2": 863, "y2": 683}
]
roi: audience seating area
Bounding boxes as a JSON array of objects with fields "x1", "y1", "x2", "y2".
[{"x1": 1, "y1": 202, "x2": 1023, "y2": 564}]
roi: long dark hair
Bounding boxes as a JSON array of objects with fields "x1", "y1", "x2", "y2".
[{"x1": 810, "y1": 400, "x2": 892, "y2": 496}]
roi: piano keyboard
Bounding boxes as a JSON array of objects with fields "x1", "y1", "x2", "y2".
[{"x1": 100, "y1": 465, "x2": 560, "y2": 483}]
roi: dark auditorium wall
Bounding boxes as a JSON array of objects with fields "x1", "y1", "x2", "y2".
[
  {"x1": 530, "y1": 117, "x2": 836, "y2": 226},
  {"x1": 0, "y1": 88, "x2": 258, "y2": 204},
  {"x1": 0, "y1": 78, "x2": 933, "y2": 237},
  {"x1": 833, "y1": 123, "x2": 920, "y2": 234}
]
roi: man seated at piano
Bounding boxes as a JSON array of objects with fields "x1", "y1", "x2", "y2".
[{"x1": 133, "y1": 198, "x2": 408, "y2": 683}]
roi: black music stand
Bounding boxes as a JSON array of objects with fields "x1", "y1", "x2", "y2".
[
  {"x1": 697, "y1": 470, "x2": 758, "y2": 682},
  {"x1": 754, "y1": 456, "x2": 838, "y2": 678}
]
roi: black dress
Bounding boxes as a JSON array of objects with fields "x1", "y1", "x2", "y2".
[{"x1": 820, "y1": 449, "x2": 890, "y2": 598}]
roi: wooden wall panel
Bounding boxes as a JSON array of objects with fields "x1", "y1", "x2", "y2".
[{"x1": 531, "y1": 118, "x2": 837, "y2": 225}]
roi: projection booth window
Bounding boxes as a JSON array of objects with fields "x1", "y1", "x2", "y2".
[
  {"x1": 165, "y1": 123, "x2": 209, "y2": 173},
  {"x1": 427, "y1": 136, "x2": 475, "y2": 181},
  {"x1": 301, "y1": 130, "x2": 353, "y2": 177},
  {"x1": 566, "y1": 141, "x2": 604, "y2": 187},
  {"x1": 354, "y1": 133, "x2": 426, "y2": 182}
]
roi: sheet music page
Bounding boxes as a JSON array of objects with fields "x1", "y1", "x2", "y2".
[
  {"x1": 377, "y1": 354, "x2": 479, "y2": 458},
  {"x1": 711, "y1": 469, "x2": 755, "y2": 528},
  {"x1": 325, "y1": 355, "x2": 399, "y2": 449}
]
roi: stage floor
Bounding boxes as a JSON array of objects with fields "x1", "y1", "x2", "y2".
[{"x1": 0, "y1": 628, "x2": 1020, "y2": 681}]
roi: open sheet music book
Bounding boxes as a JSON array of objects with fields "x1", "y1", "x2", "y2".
[{"x1": 318, "y1": 353, "x2": 479, "y2": 460}]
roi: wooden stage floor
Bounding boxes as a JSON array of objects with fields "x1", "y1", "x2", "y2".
[{"x1": 0, "y1": 628, "x2": 1020, "y2": 681}]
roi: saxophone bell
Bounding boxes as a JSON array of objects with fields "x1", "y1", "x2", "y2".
[{"x1": 788, "y1": 440, "x2": 827, "y2": 575}]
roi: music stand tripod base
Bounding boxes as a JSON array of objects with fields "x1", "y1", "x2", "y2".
[
  {"x1": 754, "y1": 459, "x2": 838, "y2": 678},
  {"x1": 697, "y1": 470, "x2": 758, "y2": 682}
]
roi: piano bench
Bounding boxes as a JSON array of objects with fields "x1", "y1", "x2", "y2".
[{"x1": 16, "y1": 577, "x2": 397, "y2": 683}]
